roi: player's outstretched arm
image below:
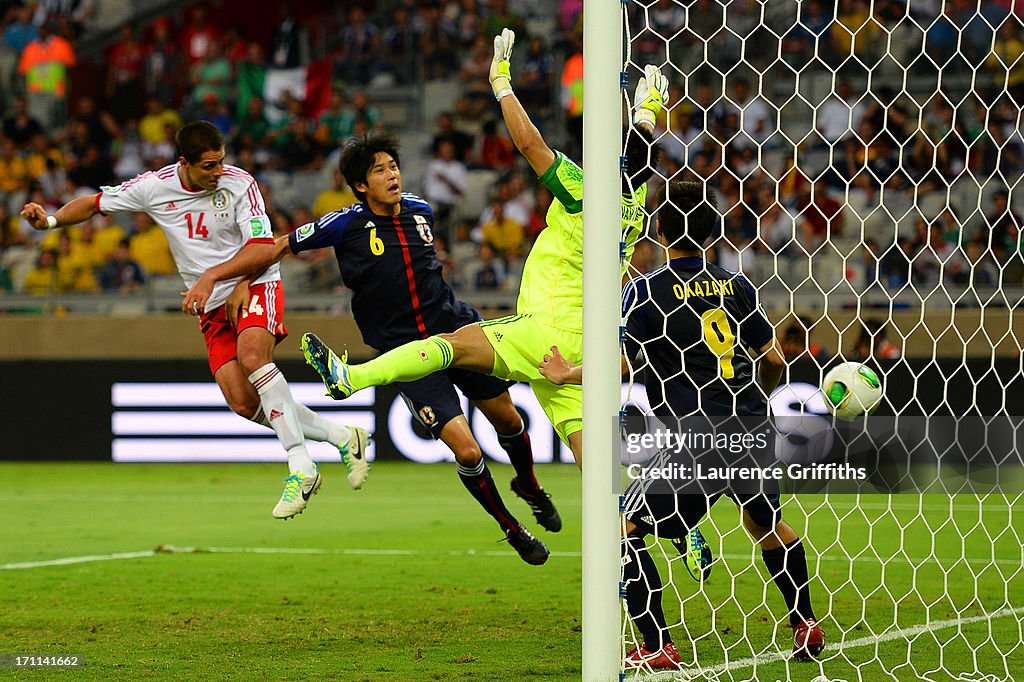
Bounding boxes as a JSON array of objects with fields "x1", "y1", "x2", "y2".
[
  {"x1": 21, "y1": 194, "x2": 100, "y2": 231},
  {"x1": 489, "y1": 28, "x2": 555, "y2": 176},
  {"x1": 181, "y1": 237, "x2": 289, "y2": 316},
  {"x1": 224, "y1": 236, "x2": 293, "y2": 326}
]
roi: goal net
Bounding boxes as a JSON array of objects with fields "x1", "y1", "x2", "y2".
[{"x1": 617, "y1": 1, "x2": 1024, "y2": 679}]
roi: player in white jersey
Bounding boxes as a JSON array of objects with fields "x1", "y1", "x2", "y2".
[{"x1": 20, "y1": 121, "x2": 369, "y2": 519}]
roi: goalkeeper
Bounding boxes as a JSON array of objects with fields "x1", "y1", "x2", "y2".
[{"x1": 301, "y1": 28, "x2": 666, "y2": 467}]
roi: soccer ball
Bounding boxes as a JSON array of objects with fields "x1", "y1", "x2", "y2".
[{"x1": 821, "y1": 362, "x2": 883, "y2": 420}]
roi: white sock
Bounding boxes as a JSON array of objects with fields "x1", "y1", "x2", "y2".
[
  {"x1": 249, "y1": 363, "x2": 317, "y2": 476},
  {"x1": 293, "y1": 403, "x2": 353, "y2": 448}
]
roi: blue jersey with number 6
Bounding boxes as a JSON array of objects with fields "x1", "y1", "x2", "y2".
[{"x1": 289, "y1": 193, "x2": 478, "y2": 351}]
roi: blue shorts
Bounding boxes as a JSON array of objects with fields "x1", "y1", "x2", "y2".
[{"x1": 397, "y1": 368, "x2": 515, "y2": 439}]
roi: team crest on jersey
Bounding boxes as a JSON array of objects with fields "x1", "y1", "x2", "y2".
[
  {"x1": 212, "y1": 189, "x2": 229, "y2": 210},
  {"x1": 413, "y1": 214, "x2": 433, "y2": 243},
  {"x1": 295, "y1": 222, "x2": 316, "y2": 242},
  {"x1": 418, "y1": 406, "x2": 437, "y2": 426}
]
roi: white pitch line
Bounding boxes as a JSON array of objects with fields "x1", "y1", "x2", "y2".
[
  {"x1": 2, "y1": 546, "x2": 1020, "y2": 570},
  {"x1": 634, "y1": 605, "x2": 1024, "y2": 681}
]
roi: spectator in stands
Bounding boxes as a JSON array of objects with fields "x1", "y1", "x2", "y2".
[
  {"x1": 142, "y1": 122, "x2": 177, "y2": 169},
  {"x1": 143, "y1": 17, "x2": 181, "y2": 106},
  {"x1": 276, "y1": 116, "x2": 323, "y2": 172},
  {"x1": 37, "y1": 157, "x2": 66, "y2": 205},
  {"x1": 485, "y1": 0, "x2": 526, "y2": 40},
  {"x1": 182, "y1": 5, "x2": 220, "y2": 66},
  {"x1": 863, "y1": 86, "x2": 912, "y2": 148},
  {"x1": 417, "y1": 3, "x2": 458, "y2": 81},
  {"x1": 517, "y1": 36, "x2": 554, "y2": 118},
  {"x1": 832, "y1": 0, "x2": 881, "y2": 63},
  {"x1": 335, "y1": 5, "x2": 379, "y2": 85},
  {"x1": 527, "y1": 184, "x2": 553, "y2": 244},
  {"x1": 312, "y1": 169, "x2": 357, "y2": 220},
  {"x1": 190, "y1": 42, "x2": 232, "y2": 113},
  {"x1": 989, "y1": 20, "x2": 1024, "y2": 102},
  {"x1": 781, "y1": 316, "x2": 831, "y2": 364},
  {"x1": 471, "y1": 242, "x2": 506, "y2": 291},
  {"x1": 974, "y1": 119, "x2": 1023, "y2": 178},
  {"x1": 459, "y1": 35, "x2": 494, "y2": 117},
  {"x1": 476, "y1": 119, "x2": 515, "y2": 171},
  {"x1": 66, "y1": 96, "x2": 118, "y2": 161},
  {"x1": 220, "y1": 26, "x2": 248, "y2": 65},
  {"x1": 128, "y1": 212, "x2": 175, "y2": 276},
  {"x1": 25, "y1": 131, "x2": 64, "y2": 182},
  {"x1": 98, "y1": 239, "x2": 145, "y2": 292},
  {"x1": 139, "y1": 97, "x2": 182, "y2": 149},
  {"x1": 0, "y1": 136, "x2": 29, "y2": 213},
  {"x1": 952, "y1": 241, "x2": 999, "y2": 287},
  {"x1": 785, "y1": 0, "x2": 832, "y2": 67},
  {"x1": 315, "y1": 91, "x2": 351, "y2": 150},
  {"x1": 561, "y1": 35, "x2": 583, "y2": 158},
  {"x1": 381, "y1": 4, "x2": 416, "y2": 84},
  {"x1": 816, "y1": 80, "x2": 864, "y2": 147},
  {"x1": 797, "y1": 180, "x2": 844, "y2": 248},
  {"x1": 480, "y1": 199, "x2": 525, "y2": 260},
  {"x1": 55, "y1": 229, "x2": 98, "y2": 292},
  {"x1": 431, "y1": 111, "x2": 474, "y2": 164},
  {"x1": 270, "y1": 5, "x2": 310, "y2": 69},
  {"x1": 22, "y1": 247, "x2": 58, "y2": 295},
  {"x1": 234, "y1": 40, "x2": 266, "y2": 120},
  {"x1": 199, "y1": 93, "x2": 233, "y2": 137},
  {"x1": 17, "y1": 20, "x2": 75, "y2": 130},
  {"x1": 450, "y1": 0, "x2": 485, "y2": 50},
  {"x1": 985, "y1": 190, "x2": 1023, "y2": 251},
  {"x1": 849, "y1": 318, "x2": 901, "y2": 361},
  {"x1": 719, "y1": 77, "x2": 774, "y2": 149},
  {"x1": 423, "y1": 139, "x2": 467, "y2": 240},
  {"x1": 105, "y1": 25, "x2": 145, "y2": 124},
  {"x1": 2, "y1": 6, "x2": 37, "y2": 68},
  {"x1": 348, "y1": 91, "x2": 383, "y2": 132},
  {"x1": 233, "y1": 95, "x2": 271, "y2": 152},
  {"x1": 68, "y1": 143, "x2": 113, "y2": 191},
  {"x1": 3, "y1": 96, "x2": 44, "y2": 147}
]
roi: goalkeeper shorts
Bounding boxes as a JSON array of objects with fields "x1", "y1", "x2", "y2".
[{"x1": 479, "y1": 313, "x2": 583, "y2": 445}]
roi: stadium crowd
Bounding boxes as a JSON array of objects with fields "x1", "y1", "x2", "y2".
[{"x1": 0, "y1": 0, "x2": 1021, "y2": 304}]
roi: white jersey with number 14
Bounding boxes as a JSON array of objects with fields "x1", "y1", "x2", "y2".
[{"x1": 98, "y1": 163, "x2": 281, "y2": 311}]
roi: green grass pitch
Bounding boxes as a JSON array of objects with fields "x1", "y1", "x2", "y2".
[{"x1": 1, "y1": 462, "x2": 1021, "y2": 681}]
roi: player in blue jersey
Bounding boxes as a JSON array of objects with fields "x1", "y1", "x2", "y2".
[
  {"x1": 225, "y1": 131, "x2": 557, "y2": 565},
  {"x1": 541, "y1": 180, "x2": 824, "y2": 668}
]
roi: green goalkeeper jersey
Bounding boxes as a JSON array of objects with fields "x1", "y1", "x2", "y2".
[{"x1": 517, "y1": 151, "x2": 648, "y2": 333}]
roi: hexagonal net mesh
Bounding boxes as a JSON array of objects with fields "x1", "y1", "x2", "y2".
[{"x1": 617, "y1": 1, "x2": 1024, "y2": 679}]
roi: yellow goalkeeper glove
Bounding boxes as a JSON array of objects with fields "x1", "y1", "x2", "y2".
[
  {"x1": 632, "y1": 64, "x2": 670, "y2": 128},
  {"x1": 489, "y1": 28, "x2": 515, "y2": 101}
]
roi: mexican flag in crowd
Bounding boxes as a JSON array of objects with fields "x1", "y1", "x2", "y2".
[{"x1": 237, "y1": 58, "x2": 333, "y2": 123}]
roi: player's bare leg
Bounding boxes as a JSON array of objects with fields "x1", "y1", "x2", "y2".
[
  {"x1": 741, "y1": 511, "x2": 824, "y2": 659},
  {"x1": 439, "y1": 416, "x2": 548, "y2": 565},
  {"x1": 568, "y1": 430, "x2": 582, "y2": 470},
  {"x1": 474, "y1": 393, "x2": 561, "y2": 532}
]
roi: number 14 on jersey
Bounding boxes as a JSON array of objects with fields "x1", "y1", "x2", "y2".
[{"x1": 186, "y1": 212, "x2": 209, "y2": 239}]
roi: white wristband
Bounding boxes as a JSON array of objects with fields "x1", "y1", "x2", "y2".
[{"x1": 46, "y1": 215, "x2": 58, "y2": 229}]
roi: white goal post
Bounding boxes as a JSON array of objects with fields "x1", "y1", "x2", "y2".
[{"x1": 584, "y1": 1, "x2": 1024, "y2": 680}]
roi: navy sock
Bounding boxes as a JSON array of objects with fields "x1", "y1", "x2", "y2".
[
  {"x1": 497, "y1": 423, "x2": 540, "y2": 493},
  {"x1": 458, "y1": 458, "x2": 519, "y2": 534},
  {"x1": 623, "y1": 536, "x2": 671, "y2": 651},
  {"x1": 762, "y1": 539, "x2": 816, "y2": 627}
]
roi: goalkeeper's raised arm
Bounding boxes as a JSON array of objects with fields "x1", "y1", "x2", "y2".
[{"x1": 489, "y1": 28, "x2": 668, "y2": 175}]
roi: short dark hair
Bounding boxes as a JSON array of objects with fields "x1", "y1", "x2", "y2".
[
  {"x1": 176, "y1": 121, "x2": 225, "y2": 164},
  {"x1": 656, "y1": 180, "x2": 719, "y2": 251},
  {"x1": 622, "y1": 124, "x2": 659, "y2": 194},
  {"x1": 339, "y1": 131, "x2": 401, "y2": 202}
]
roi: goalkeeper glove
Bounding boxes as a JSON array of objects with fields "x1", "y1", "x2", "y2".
[
  {"x1": 632, "y1": 64, "x2": 670, "y2": 128},
  {"x1": 489, "y1": 28, "x2": 515, "y2": 101}
]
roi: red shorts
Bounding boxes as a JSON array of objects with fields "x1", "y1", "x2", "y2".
[{"x1": 200, "y1": 280, "x2": 288, "y2": 375}]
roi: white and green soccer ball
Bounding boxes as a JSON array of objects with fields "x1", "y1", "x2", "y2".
[{"x1": 821, "y1": 362, "x2": 883, "y2": 420}]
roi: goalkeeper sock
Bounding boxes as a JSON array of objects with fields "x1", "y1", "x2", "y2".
[
  {"x1": 497, "y1": 423, "x2": 540, "y2": 494},
  {"x1": 457, "y1": 457, "x2": 519, "y2": 534},
  {"x1": 762, "y1": 539, "x2": 816, "y2": 627},
  {"x1": 348, "y1": 337, "x2": 454, "y2": 390},
  {"x1": 623, "y1": 536, "x2": 671, "y2": 651},
  {"x1": 250, "y1": 363, "x2": 317, "y2": 477}
]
